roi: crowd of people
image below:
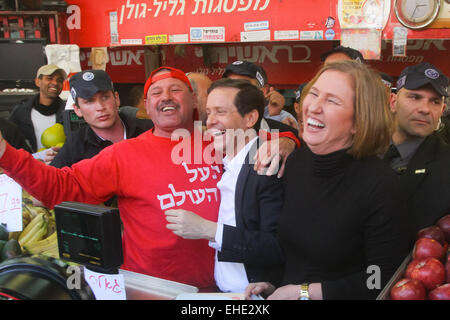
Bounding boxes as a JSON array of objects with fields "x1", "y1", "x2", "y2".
[{"x1": 0, "y1": 45, "x2": 449, "y2": 300}]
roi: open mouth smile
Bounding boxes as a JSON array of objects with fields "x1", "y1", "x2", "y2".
[{"x1": 306, "y1": 118, "x2": 325, "y2": 129}]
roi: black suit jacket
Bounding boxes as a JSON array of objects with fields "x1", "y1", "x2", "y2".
[
  {"x1": 217, "y1": 140, "x2": 285, "y2": 283},
  {"x1": 399, "y1": 133, "x2": 450, "y2": 238}
]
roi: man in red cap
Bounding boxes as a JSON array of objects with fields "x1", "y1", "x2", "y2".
[
  {"x1": 0, "y1": 66, "x2": 297, "y2": 290},
  {"x1": 0, "y1": 67, "x2": 220, "y2": 289}
]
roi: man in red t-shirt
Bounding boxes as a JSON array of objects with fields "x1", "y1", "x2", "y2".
[
  {"x1": 0, "y1": 67, "x2": 298, "y2": 291},
  {"x1": 0, "y1": 67, "x2": 221, "y2": 289}
]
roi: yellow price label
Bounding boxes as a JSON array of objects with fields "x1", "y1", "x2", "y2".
[{"x1": 145, "y1": 34, "x2": 168, "y2": 45}]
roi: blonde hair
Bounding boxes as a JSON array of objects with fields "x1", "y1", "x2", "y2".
[{"x1": 302, "y1": 60, "x2": 394, "y2": 159}]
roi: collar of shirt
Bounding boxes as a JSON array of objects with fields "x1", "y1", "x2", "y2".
[
  {"x1": 95, "y1": 118, "x2": 127, "y2": 142},
  {"x1": 394, "y1": 137, "x2": 425, "y2": 162},
  {"x1": 222, "y1": 136, "x2": 258, "y2": 174}
]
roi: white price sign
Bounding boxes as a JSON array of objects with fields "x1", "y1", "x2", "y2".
[
  {"x1": 0, "y1": 174, "x2": 22, "y2": 232},
  {"x1": 84, "y1": 267, "x2": 126, "y2": 300}
]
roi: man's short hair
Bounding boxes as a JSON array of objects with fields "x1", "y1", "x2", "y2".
[
  {"x1": 320, "y1": 46, "x2": 365, "y2": 63},
  {"x1": 208, "y1": 78, "x2": 265, "y2": 130}
]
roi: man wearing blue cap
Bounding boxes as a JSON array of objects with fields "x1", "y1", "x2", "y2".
[
  {"x1": 384, "y1": 62, "x2": 450, "y2": 237},
  {"x1": 50, "y1": 69, "x2": 153, "y2": 168}
]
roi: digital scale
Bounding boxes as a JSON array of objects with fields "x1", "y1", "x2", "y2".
[{"x1": 54, "y1": 202, "x2": 123, "y2": 274}]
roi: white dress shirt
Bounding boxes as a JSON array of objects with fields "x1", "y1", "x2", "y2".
[{"x1": 209, "y1": 137, "x2": 258, "y2": 293}]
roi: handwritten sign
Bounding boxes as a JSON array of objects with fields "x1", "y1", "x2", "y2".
[
  {"x1": 0, "y1": 174, "x2": 22, "y2": 232},
  {"x1": 84, "y1": 267, "x2": 127, "y2": 300}
]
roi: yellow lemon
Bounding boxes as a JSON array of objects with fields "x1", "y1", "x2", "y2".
[{"x1": 41, "y1": 123, "x2": 66, "y2": 148}]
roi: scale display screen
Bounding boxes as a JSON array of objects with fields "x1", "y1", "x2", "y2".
[{"x1": 54, "y1": 202, "x2": 123, "y2": 272}]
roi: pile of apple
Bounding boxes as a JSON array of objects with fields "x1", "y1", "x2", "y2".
[{"x1": 390, "y1": 214, "x2": 450, "y2": 300}]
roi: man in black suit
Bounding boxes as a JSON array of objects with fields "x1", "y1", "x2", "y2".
[
  {"x1": 165, "y1": 79, "x2": 285, "y2": 293},
  {"x1": 384, "y1": 62, "x2": 450, "y2": 238}
]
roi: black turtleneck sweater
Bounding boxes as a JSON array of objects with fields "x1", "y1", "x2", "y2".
[{"x1": 278, "y1": 146, "x2": 409, "y2": 300}]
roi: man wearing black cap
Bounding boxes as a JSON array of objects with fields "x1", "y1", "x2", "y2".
[
  {"x1": 384, "y1": 62, "x2": 450, "y2": 237},
  {"x1": 8, "y1": 64, "x2": 67, "y2": 152},
  {"x1": 223, "y1": 60, "x2": 298, "y2": 130},
  {"x1": 49, "y1": 70, "x2": 153, "y2": 168}
]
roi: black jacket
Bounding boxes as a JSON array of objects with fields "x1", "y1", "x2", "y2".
[
  {"x1": 0, "y1": 118, "x2": 32, "y2": 152},
  {"x1": 8, "y1": 94, "x2": 65, "y2": 152},
  {"x1": 217, "y1": 140, "x2": 285, "y2": 284},
  {"x1": 50, "y1": 108, "x2": 154, "y2": 168},
  {"x1": 398, "y1": 133, "x2": 450, "y2": 237},
  {"x1": 437, "y1": 113, "x2": 450, "y2": 144}
]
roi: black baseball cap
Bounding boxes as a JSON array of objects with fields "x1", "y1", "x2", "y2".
[
  {"x1": 320, "y1": 46, "x2": 365, "y2": 63},
  {"x1": 396, "y1": 62, "x2": 449, "y2": 97},
  {"x1": 223, "y1": 60, "x2": 267, "y2": 88},
  {"x1": 379, "y1": 72, "x2": 394, "y2": 88},
  {"x1": 295, "y1": 82, "x2": 308, "y2": 102},
  {"x1": 70, "y1": 70, "x2": 114, "y2": 100}
]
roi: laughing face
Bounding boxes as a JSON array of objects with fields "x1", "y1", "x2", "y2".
[
  {"x1": 145, "y1": 71, "x2": 197, "y2": 138},
  {"x1": 36, "y1": 71, "x2": 65, "y2": 102},
  {"x1": 206, "y1": 86, "x2": 257, "y2": 159},
  {"x1": 302, "y1": 69, "x2": 356, "y2": 155}
]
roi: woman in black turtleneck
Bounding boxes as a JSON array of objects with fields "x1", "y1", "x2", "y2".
[{"x1": 246, "y1": 61, "x2": 410, "y2": 300}]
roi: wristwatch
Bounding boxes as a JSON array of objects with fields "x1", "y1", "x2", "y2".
[{"x1": 299, "y1": 283, "x2": 310, "y2": 300}]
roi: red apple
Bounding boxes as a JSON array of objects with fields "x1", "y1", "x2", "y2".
[
  {"x1": 416, "y1": 226, "x2": 446, "y2": 246},
  {"x1": 405, "y1": 259, "x2": 420, "y2": 279},
  {"x1": 446, "y1": 257, "x2": 450, "y2": 283},
  {"x1": 428, "y1": 283, "x2": 450, "y2": 300},
  {"x1": 390, "y1": 278, "x2": 427, "y2": 300},
  {"x1": 413, "y1": 238, "x2": 446, "y2": 261},
  {"x1": 437, "y1": 214, "x2": 450, "y2": 242},
  {"x1": 409, "y1": 257, "x2": 446, "y2": 290}
]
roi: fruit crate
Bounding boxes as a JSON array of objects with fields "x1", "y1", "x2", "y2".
[{"x1": 376, "y1": 253, "x2": 412, "y2": 300}]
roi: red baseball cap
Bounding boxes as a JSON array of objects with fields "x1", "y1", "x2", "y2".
[{"x1": 143, "y1": 66, "x2": 193, "y2": 101}]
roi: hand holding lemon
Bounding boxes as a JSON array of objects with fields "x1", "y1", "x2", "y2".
[{"x1": 34, "y1": 123, "x2": 66, "y2": 164}]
